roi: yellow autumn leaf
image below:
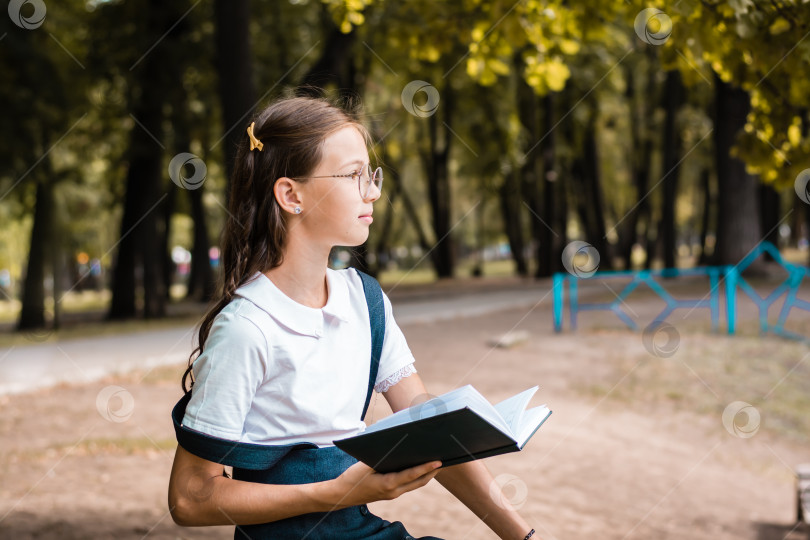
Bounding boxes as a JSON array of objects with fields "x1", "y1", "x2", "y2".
[
  {"x1": 559, "y1": 39, "x2": 579, "y2": 55},
  {"x1": 788, "y1": 124, "x2": 801, "y2": 147},
  {"x1": 480, "y1": 68, "x2": 498, "y2": 86},
  {"x1": 471, "y1": 22, "x2": 487, "y2": 43},
  {"x1": 466, "y1": 57, "x2": 484, "y2": 78},
  {"x1": 769, "y1": 17, "x2": 790, "y2": 35},
  {"x1": 545, "y1": 59, "x2": 570, "y2": 92},
  {"x1": 487, "y1": 57, "x2": 510, "y2": 76},
  {"x1": 347, "y1": 11, "x2": 364, "y2": 25},
  {"x1": 422, "y1": 45, "x2": 441, "y2": 62}
]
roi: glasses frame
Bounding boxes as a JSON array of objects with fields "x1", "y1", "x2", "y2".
[{"x1": 290, "y1": 163, "x2": 383, "y2": 200}]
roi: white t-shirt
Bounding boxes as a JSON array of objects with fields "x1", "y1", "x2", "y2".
[{"x1": 181, "y1": 267, "x2": 417, "y2": 447}]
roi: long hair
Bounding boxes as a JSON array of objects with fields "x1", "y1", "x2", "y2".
[{"x1": 181, "y1": 94, "x2": 369, "y2": 394}]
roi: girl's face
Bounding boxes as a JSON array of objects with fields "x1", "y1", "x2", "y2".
[{"x1": 296, "y1": 125, "x2": 380, "y2": 248}]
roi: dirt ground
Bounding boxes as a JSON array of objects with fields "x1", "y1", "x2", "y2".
[{"x1": 1, "y1": 276, "x2": 810, "y2": 540}]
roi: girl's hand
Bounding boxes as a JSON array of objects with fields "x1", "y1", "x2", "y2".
[{"x1": 325, "y1": 460, "x2": 442, "y2": 508}]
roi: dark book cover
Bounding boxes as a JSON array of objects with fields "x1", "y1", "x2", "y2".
[{"x1": 333, "y1": 406, "x2": 551, "y2": 474}]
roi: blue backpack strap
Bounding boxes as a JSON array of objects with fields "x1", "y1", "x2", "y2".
[
  {"x1": 171, "y1": 392, "x2": 318, "y2": 469},
  {"x1": 355, "y1": 268, "x2": 385, "y2": 422}
]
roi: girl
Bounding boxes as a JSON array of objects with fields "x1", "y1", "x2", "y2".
[{"x1": 167, "y1": 95, "x2": 537, "y2": 540}]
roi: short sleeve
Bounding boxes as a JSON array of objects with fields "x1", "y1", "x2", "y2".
[
  {"x1": 373, "y1": 290, "x2": 417, "y2": 392},
  {"x1": 181, "y1": 307, "x2": 269, "y2": 441}
]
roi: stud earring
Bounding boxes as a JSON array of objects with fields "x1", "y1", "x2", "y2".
[{"x1": 294, "y1": 207, "x2": 302, "y2": 214}]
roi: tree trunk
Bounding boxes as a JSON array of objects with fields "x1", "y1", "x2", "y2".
[
  {"x1": 109, "y1": 0, "x2": 170, "y2": 320},
  {"x1": 398, "y1": 176, "x2": 433, "y2": 259},
  {"x1": 710, "y1": 75, "x2": 762, "y2": 268},
  {"x1": 214, "y1": 0, "x2": 257, "y2": 196},
  {"x1": 618, "y1": 58, "x2": 655, "y2": 270},
  {"x1": 758, "y1": 182, "x2": 781, "y2": 261},
  {"x1": 697, "y1": 168, "x2": 713, "y2": 265},
  {"x1": 299, "y1": 13, "x2": 356, "y2": 93},
  {"x1": 17, "y1": 178, "x2": 53, "y2": 330},
  {"x1": 789, "y1": 194, "x2": 803, "y2": 247},
  {"x1": 500, "y1": 169, "x2": 528, "y2": 276},
  {"x1": 161, "y1": 185, "x2": 176, "y2": 301},
  {"x1": 513, "y1": 53, "x2": 544, "y2": 278},
  {"x1": 583, "y1": 109, "x2": 612, "y2": 270},
  {"x1": 371, "y1": 176, "x2": 400, "y2": 277},
  {"x1": 537, "y1": 93, "x2": 559, "y2": 277},
  {"x1": 427, "y1": 83, "x2": 455, "y2": 278},
  {"x1": 177, "y1": 104, "x2": 214, "y2": 302},
  {"x1": 660, "y1": 70, "x2": 685, "y2": 269},
  {"x1": 187, "y1": 187, "x2": 214, "y2": 300}
]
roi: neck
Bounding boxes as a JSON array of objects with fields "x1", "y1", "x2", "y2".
[{"x1": 264, "y1": 237, "x2": 331, "y2": 309}]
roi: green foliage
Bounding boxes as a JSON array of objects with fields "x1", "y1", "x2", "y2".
[{"x1": 657, "y1": 0, "x2": 810, "y2": 188}]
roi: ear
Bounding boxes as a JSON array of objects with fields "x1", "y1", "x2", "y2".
[{"x1": 273, "y1": 177, "x2": 304, "y2": 214}]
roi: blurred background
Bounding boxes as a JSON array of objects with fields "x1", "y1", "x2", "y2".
[
  {"x1": 3, "y1": 2, "x2": 810, "y2": 539},
  {"x1": 1, "y1": 0, "x2": 809, "y2": 335}
]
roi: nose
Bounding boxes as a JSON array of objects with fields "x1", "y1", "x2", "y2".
[{"x1": 364, "y1": 180, "x2": 381, "y2": 202}]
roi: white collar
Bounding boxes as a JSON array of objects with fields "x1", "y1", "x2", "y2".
[{"x1": 234, "y1": 268, "x2": 351, "y2": 337}]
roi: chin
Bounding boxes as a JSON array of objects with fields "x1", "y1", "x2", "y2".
[{"x1": 349, "y1": 231, "x2": 370, "y2": 246}]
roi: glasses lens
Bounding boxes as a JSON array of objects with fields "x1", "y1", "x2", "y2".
[{"x1": 359, "y1": 165, "x2": 383, "y2": 198}]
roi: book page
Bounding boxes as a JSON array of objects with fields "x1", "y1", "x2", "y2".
[
  {"x1": 361, "y1": 385, "x2": 479, "y2": 435},
  {"x1": 360, "y1": 384, "x2": 512, "y2": 437},
  {"x1": 517, "y1": 404, "x2": 552, "y2": 447},
  {"x1": 493, "y1": 386, "x2": 539, "y2": 435}
]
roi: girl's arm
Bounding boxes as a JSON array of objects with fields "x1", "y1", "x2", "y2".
[
  {"x1": 382, "y1": 374, "x2": 536, "y2": 540},
  {"x1": 168, "y1": 442, "x2": 440, "y2": 526}
]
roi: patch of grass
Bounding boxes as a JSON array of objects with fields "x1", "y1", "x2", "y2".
[
  {"x1": 378, "y1": 258, "x2": 516, "y2": 286},
  {"x1": 68, "y1": 436, "x2": 178, "y2": 456},
  {"x1": 578, "y1": 330, "x2": 810, "y2": 443},
  {"x1": 8, "y1": 436, "x2": 178, "y2": 462},
  {"x1": 0, "y1": 314, "x2": 201, "y2": 349},
  {"x1": 113, "y1": 363, "x2": 189, "y2": 386}
]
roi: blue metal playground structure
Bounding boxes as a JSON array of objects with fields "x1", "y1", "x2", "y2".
[{"x1": 552, "y1": 241, "x2": 810, "y2": 341}]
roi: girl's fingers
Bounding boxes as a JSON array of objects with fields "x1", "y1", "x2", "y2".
[
  {"x1": 396, "y1": 469, "x2": 440, "y2": 494},
  {"x1": 392, "y1": 461, "x2": 441, "y2": 483}
]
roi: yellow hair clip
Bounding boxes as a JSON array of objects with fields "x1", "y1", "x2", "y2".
[{"x1": 247, "y1": 122, "x2": 263, "y2": 151}]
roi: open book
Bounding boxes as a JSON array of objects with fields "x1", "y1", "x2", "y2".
[{"x1": 333, "y1": 384, "x2": 551, "y2": 473}]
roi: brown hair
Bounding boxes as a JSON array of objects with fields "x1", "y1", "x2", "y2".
[{"x1": 181, "y1": 94, "x2": 369, "y2": 394}]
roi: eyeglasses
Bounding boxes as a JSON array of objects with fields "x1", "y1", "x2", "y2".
[{"x1": 291, "y1": 164, "x2": 383, "y2": 200}]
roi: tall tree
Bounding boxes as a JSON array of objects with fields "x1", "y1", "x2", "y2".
[
  {"x1": 709, "y1": 76, "x2": 762, "y2": 266},
  {"x1": 660, "y1": 70, "x2": 685, "y2": 269},
  {"x1": 108, "y1": 0, "x2": 199, "y2": 319},
  {"x1": 1, "y1": 3, "x2": 86, "y2": 331},
  {"x1": 214, "y1": 0, "x2": 257, "y2": 196}
]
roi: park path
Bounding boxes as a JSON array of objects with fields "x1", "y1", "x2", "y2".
[{"x1": 0, "y1": 278, "x2": 552, "y2": 396}]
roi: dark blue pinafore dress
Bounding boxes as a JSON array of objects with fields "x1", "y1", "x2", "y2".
[{"x1": 171, "y1": 270, "x2": 444, "y2": 540}]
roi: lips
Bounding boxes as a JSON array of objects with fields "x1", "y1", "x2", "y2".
[{"x1": 359, "y1": 212, "x2": 373, "y2": 218}]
